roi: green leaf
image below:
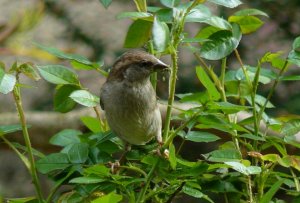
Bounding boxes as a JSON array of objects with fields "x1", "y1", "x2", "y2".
[
  {"x1": 67, "y1": 143, "x2": 89, "y2": 164},
  {"x1": 184, "y1": 131, "x2": 220, "y2": 143},
  {"x1": 91, "y1": 192, "x2": 123, "y2": 203},
  {"x1": 199, "y1": 24, "x2": 241, "y2": 60},
  {"x1": 69, "y1": 177, "x2": 106, "y2": 184},
  {"x1": 124, "y1": 19, "x2": 152, "y2": 48},
  {"x1": 19, "y1": 63, "x2": 40, "y2": 81},
  {"x1": 288, "y1": 50, "x2": 300, "y2": 67},
  {"x1": 292, "y1": 36, "x2": 300, "y2": 51},
  {"x1": 196, "y1": 66, "x2": 221, "y2": 100},
  {"x1": 36, "y1": 153, "x2": 70, "y2": 174},
  {"x1": 49, "y1": 129, "x2": 82, "y2": 147},
  {"x1": 204, "y1": 149, "x2": 242, "y2": 162},
  {"x1": 0, "y1": 125, "x2": 23, "y2": 136},
  {"x1": 37, "y1": 65, "x2": 79, "y2": 85},
  {"x1": 208, "y1": 101, "x2": 248, "y2": 113},
  {"x1": 280, "y1": 75, "x2": 300, "y2": 81},
  {"x1": 176, "y1": 92, "x2": 210, "y2": 104},
  {"x1": 160, "y1": 0, "x2": 180, "y2": 8},
  {"x1": 6, "y1": 197, "x2": 37, "y2": 203},
  {"x1": 152, "y1": 16, "x2": 170, "y2": 52},
  {"x1": 196, "y1": 26, "x2": 222, "y2": 40},
  {"x1": 225, "y1": 161, "x2": 261, "y2": 175},
  {"x1": 54, "y1": 85, "x2": 79, "y2": 113},
  {"x1": 186, "y1": 5, "x2": 211, "y2": 23},
  {"x1": 229, "y1": 15, "x2": 264, "y2": 34},
  {"x1": 281, "y1": 119, "x2": 300, "y2": 137},
  {"x1": 34, "y1": 43, "x2": 92, "y2": 65},
  {"x1": 98, "y1": 0, "x2": 112, "y2": 8},
  {"x1": 234, "y1": 8, "x2": 268, "y2": 17},
  {"x1": 169, "y1": 143, "x2": 177, "y2": 170},
  {"x1": 204, "y1": 16, "x2": 232, "y2": 30},
  {"x1": 156, "y1": 8, "x2": 173, "y2": 23},
  {"x1": 0, "y1": 68, "x2": 16, "y2": 94},
  {"x1": 85, "y1": 164, "x2": 110, "y2": 177},
  {"x1": 208, "y1": 0, "x2": 242, "y2": 8},
  {"x1": 81, "y1": 116, "x2": 102, "y2": 133},
  {"x1": 117, "y1": 12, "x2": 152, "y2": 20},
  {"x1": 70, "y1": 60, "x2": 95, "y2": 71},
  {"x1": 182, "y1": 186, "x2": 204, "y2": 198},
  {"x1": 261, "y1": 180, "x2": 284, "y2": 203},
  {"x1": 69, "y1": 90, "x2": 99, "y2": 107}
]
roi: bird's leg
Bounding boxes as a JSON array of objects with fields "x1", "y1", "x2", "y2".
[
  {"x1": 109, "y1": 142, "x2": 131, "y2": 173},
  {"x1": 119, "y1": 142, "x2": 131, "y2": 164}
]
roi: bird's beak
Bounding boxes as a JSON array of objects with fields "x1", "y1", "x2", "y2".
[{"x1": 153, "y1": 59, "x2": 169, "y2": 71}]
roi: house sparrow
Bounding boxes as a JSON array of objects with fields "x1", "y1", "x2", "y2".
[{"x1": 100, "y1": 50, "x2": 168, "y2": 146}]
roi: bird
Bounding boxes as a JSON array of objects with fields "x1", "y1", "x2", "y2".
[{"x1": 100, "y1": 50, "x2": 168, "y2": 147}]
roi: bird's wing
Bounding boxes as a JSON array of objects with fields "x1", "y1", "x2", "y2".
[{"x1": 99, "y1": 87, "x2": 105, "y2": 110}]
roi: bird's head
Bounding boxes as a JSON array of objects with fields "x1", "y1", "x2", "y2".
[{"x1": 108, "y1": 50, "x2": 168, "y2": 83}]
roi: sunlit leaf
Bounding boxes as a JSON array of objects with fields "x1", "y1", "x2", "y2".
[
  {"x1": 233, "y1": 8, "x2": 269, "y2": 17},
  {"x1": 169, "y1": 143, "x2": 176, "y2": 170},
  {"x1": 204, "y1": 149, "x2": 241, "y2": 162},
  {"x1": 152, "y1": 17, "x2": 170, "y2": 52},
  {"x1": 196, "y1": 66, "x2": 221, "y2": 100},
  {"x1": 69, "y1": 90, "x2": 99, "y2": 107},
  {"x1": 208, "y1": 0, "x2": 242, "y2": 8},
  {"x1": 69, "y1": 177, "x2": 106, "y2": 184},
  {"x1": 229, "y1": 15, "x2": 264, "y2": 34},
  {"x1": 91, "y1": 192, "x2": 122, "y2": 203},
  {"x1": 0, "y1": 68, "x2": 16, "y2": 94},
  {"x1": 81, "y1": 116, "x2": 102, "y2": 133},
  {"x1": 199, "y1": 24, "x2": 241, "y2": 60},
  {"x1": 117, "y1": 12, "x2": 152, "y2": 20},
  {"x1": 37, "y1": 65, "x2": 79, "y2": 85}
]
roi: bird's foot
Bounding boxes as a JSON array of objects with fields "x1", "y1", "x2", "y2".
[{"x1": 108, "y1": 161, "x2": 120, "y2": 174}]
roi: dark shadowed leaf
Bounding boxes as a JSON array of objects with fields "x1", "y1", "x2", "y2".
[
  {"x1": 36, "y1": 153, "x2": 70, "y2": 174},
  {"x1": 261, "y1": 180, "x2": 284, "y2": 203},
  {"x1": 124, "y1": 19, "x2": 152, "y2": 48},
  {"x1": 54, "y1": 85, "x2": 79, "y2": 113},
  {"x1": 67, "y1": 143, "x2": 89, "y2": 164},
  {"x1": 37, "y1": 65, "x2": 79, "y2": 85}
]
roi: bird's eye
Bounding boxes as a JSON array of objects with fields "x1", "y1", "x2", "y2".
[{"x1": 140, "y1": 61, "x2": 152, "y2": 67}]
